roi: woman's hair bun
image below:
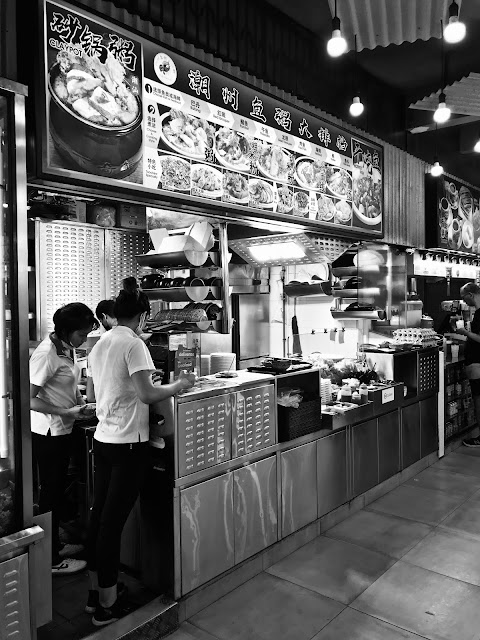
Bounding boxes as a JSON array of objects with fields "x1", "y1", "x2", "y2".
[{"x1": 122, "y1": 277, "x2": 139, "y2": 294}]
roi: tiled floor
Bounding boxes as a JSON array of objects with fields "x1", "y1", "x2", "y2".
[
  {"x1": 172, "y1": 445, "x2": 480, "y2": 640},
  {"x1": 38, "y1": 569, "x2": 154, "y2": 640}
]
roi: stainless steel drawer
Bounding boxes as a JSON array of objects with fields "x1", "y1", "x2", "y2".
[
  {"x1": 232, "y1": 384, "x2": 276, "y2": 457},
  {"x1": 177, "y1": 394, "x2": 232, "y2": 476}
]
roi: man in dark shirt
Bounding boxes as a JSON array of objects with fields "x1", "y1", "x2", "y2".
[{"x1": 458, "y1": 282, "x2": 480, "y2": 447}]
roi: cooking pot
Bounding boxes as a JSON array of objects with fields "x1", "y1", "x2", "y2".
[
  {"x1": 48, "y1": 63, "x2": 143, "y2": 179},
  {"x1": 141, "y1": 274, "x2": 162, "y2": 289}
]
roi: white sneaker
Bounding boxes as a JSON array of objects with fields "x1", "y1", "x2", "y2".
[
  {"x1": 52, "y1": 558, "x2": 87, "y2": 576},
  {"x1": 59, "y1": 543, "x2": 84, "y2": 558}
]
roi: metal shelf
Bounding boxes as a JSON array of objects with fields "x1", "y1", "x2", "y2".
[{"x1": 143, "y1": 286, "x2": 228, "y2": 302}]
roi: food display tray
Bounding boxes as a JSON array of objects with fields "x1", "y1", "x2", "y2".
[{"x1": 321, "y1": 401, "x2": 374, "y2": 430}]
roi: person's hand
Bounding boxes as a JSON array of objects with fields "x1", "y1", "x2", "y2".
[
  {"x1": 67, "y1": 405, "x2": 90, "y2": 420},
  {"x1": 178, "y1": 371, "x2": 196, "y2": 390},
  {"x1": 456, "y1": 327, "x2": 469, "y2": 336}
]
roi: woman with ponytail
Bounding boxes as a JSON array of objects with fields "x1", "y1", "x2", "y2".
[
  {"x1": 30, "y1": 302, "x2": 98, "y2": 576},
  {"x1": 86, "y1": 277, "x2": 195, "y2": 626}
]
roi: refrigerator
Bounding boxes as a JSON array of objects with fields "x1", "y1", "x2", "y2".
[
  {"x1": 0, "y1": 78, "x2": 47, "y2": 638},
  {"x1": 231, "y1": 293, "x2": 270, "y2": 369}
]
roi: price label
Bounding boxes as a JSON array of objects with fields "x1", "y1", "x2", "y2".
[{"x1": 381, "y1": 387, "x2": 395, "y2": 404}]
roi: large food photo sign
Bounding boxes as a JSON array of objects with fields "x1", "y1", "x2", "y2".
[
  {"x1": 435, "y1": 177, "x2": 480, "y2": 253},
  {"x1": 43, "y1": 0, "x2": 144, "y2": 183},
  {"x1": 39, "y1": 0, "x2": 383, "y2": 236}
]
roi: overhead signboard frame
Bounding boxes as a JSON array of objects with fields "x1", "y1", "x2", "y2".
[{"x1": 34, "y1": 0, "x2": 384, "y2": 238}]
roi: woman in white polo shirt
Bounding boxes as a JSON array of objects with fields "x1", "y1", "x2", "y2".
[
  {"x1": 86, "y1": 277, "x2": 195, "y2": 626},
  {"x1": 30, "y1": 302, "x2": 98, "y2": 576}
]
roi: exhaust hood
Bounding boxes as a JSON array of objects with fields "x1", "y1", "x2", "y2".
[{"x1": 228, "y1": 233, "x2": 352, "y2": 266}]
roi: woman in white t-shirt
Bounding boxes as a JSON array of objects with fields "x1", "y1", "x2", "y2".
[
  {"x1": 30, "y1": 303, "x2": 98, "y2": 576},
  {"x1": 86, "y1": 277, "x2": 195, "y2": 627}
]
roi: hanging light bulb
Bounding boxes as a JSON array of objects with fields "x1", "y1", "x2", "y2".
[
  {"x1": 349, "y1": 96, "x2": 364, "y2": 117},
  {"x1": 327, "y1": 2, "x2": 347, "y2": 57},
  {"x1": 444, "y1": 1, "x2": 466, "y2": 44},
  {"x1": 430, "y1": 160, "x2": 444, "y2": 177},
  {"x1": 433, "y1": 92, "x2": 451, "y2": 123},
  {"x1": 474, "y1": 137, "x2": 480, "y2": 153}
]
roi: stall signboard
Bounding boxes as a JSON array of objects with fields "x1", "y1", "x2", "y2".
[
  {"x1": 426, "y1": 175, "x2": 480, "y2": 254},
  {"x1": 40, "y1": 0, "x2": 384, "y2": 237}
]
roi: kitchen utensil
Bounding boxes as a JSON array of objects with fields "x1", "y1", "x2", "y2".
[{"x1": 292, "y1": 316, "x2": 302, "y2": 356}]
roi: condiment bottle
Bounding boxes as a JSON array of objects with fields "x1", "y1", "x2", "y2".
[
  {"x1": 359, "y1": 383, "x2": 369, "y2": 404},
  {"x1": 351, "y1": 391, "x2": 361, "y2": 405},
  {"x1": 341, "y1": 384, "x2": 352, "y2": 403}
]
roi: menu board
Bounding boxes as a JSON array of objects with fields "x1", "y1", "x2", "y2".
[
  {"x1": 426, "y1": 175, "x2": 480, "y2": 254},
  {"x1": 40, "y1": 0, "x2": 383, "y2": 236}
]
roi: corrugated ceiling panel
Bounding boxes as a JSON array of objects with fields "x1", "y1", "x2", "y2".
[
  {"x1": 328, "y1": 0, "x2": 459, "y2": 51},
  {"x1": 410, "y1": 73, "x2": 480, "y2": 116},
  {"x1": 82, "y1": 0, "x2": 428, "y2": 247}
]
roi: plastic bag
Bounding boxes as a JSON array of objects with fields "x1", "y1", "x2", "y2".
[{"x1": 277, "y1": 388, "x2": 303, "y2": 409}]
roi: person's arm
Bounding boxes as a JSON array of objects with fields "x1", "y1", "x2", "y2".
[
  {"x1": 86, "y1": 376, "x2": 95, "y2": 403},
  {"x1": 30, "y1": 384, "x2": 86, "y2": 420},
  {"x1": 456, "y1": 327, "x2": 480, "y2": 342},
  {"x1": 131, "y1": 370, "x2": 195, "y2": 404},
  {"x1": 76, "y1": 387, "x2": 86, "y2": 406}
]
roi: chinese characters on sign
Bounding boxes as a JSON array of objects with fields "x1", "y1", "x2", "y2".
[
  {"x1": 250, "y1": 96, "x2": 267, "y2": 123},
  {"x1": 299, "y1": 118, "x2": 313, "y2": 139},
  {"x1": 274, "y1": 108, "x2": 292, "y2": 132},
  {"x1": 188, "y1": 70, "x2": 211, "y2": 100},
  {"x1": 49, "y1": 10, "x2": 138, "y2": 71},
  {"x1": 318, "y1": 127, "x2": 331, "y2": 147},
  {"x1": 222, "y1": 87, "x2": 239, "y2": 111}
]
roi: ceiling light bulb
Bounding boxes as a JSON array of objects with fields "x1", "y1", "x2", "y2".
[
  {"x1": 474, "y1": 139, "x2": 480, "y2": 153},
  {"x1": 349, "y1": 96, "x2": 364, "y2": 117},
  {"x1": 444, "y1": 2, "x2": 466, "y2": 44},
  {"x1": 444, "y1": 18, "x2": 466, "y2": 43},
  {"x1": 430, "y1": 161, "x2": 444, "y2": 177},
  {"x1": 433, "y1": 92, "x2": 451, "y2": 123},
  {"x1": 327, "y1": 17, "x2": 347, "y2": 57}
]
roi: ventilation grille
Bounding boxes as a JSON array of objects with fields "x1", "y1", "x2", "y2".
[
  {"x1": 105, "y1": 230, "x2": 149, "y2": 299},
  {"x1": 308, "y1": 235, "x2": 353, "y2": 263},
  {"x1": 36, "y1": 222, "x2": 105, "y2": 337}
]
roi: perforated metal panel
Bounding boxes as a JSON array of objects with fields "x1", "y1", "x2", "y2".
[
  {"x1": 232, "y1": 385, "x2": 276, "y2": 457},
  {"x1": 309, "y1": 235, "x2": 353, "y2": 263},
  {"x1": 0, "y1": 553, "x2": 30, "y2": 640},
  {"x1": 418, "y1": 350, "x2": 439, "y2": 395},
  {"x1": 177, "y1": 395, "x2": 231, "y2": 477},
  {"x1": 105, "y1": 229, "x2": 149, "y2": 299},
  {"x1": 36, "y1": 221, "x2": 105, "y2": 337}
]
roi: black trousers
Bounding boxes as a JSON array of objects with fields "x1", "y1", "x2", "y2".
[
  {"x1": 86, "y1": 439, "x2": 149, "y2": 588},
  {"x1": 32, "y1": 431, "x2": 72, "y2": 565}
]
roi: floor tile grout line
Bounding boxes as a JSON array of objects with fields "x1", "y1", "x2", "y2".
[
  {"x1": 345, "y1": 604, "x2": 431, "y2": 639},
  {"x1": 321, "y1": 527, "x2": 432, "y2": 562},
  {"x1": 398, "y1": 554, "x2": 480, "y2": 591},
  {"x1": 347, "y1": 602, "x2": 432, "y2": 640},
  {"x1": 263, "y1": 569, "x2": 356, "y2": 606},
  {"x1": 186, "y1": 619, "x2": 226, "y2": 640}
]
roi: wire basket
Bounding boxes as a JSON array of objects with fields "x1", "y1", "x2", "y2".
[{"x1": 277, "y1": 398, "x2": 322, "y2": 442}]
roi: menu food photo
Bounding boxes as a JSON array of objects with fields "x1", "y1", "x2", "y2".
[
  {"x1": 435, "y1": 177, "x2": 480, "y2": 253},
  {"x1": 40, "y1": 0, "x2": 384, "y2": 236}
]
